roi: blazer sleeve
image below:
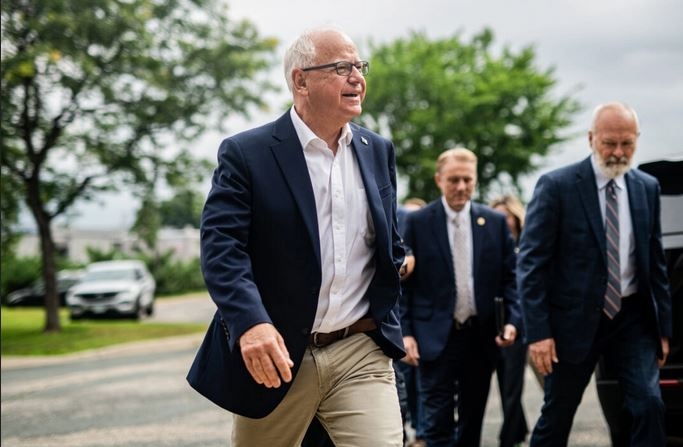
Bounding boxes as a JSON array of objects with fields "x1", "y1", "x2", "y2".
[
  {"x1": 649, "y1": 180, "x2": 673, "y2": 338},
  {"x1": 517, "y1": 174, "x2": 561, "y2": 344},
  {"x1": 500, "y1": 217, "x2": 523, "y2": 333},
  {"x1": 200, "y1": 137, "x2": 271, "y2": 351},
  {"x1": 399, "y1": 212, "x2": 417, "y2": 337}
]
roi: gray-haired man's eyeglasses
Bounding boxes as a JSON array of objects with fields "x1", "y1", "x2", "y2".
[{"x1": 301, "y1": 60, "x2": 369, "y2": 76}]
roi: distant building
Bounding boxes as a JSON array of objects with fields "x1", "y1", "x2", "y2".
[{"x1": 16, "y1": 226, "x2": 200, "y2": 263}]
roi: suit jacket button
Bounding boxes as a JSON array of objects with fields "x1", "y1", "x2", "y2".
[{"x1": 301, "y1": 328, "x2": 310, "y2": 335}]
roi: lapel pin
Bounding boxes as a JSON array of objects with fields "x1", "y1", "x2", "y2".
[
  {"x1": 360, "y1": 136, "x2": 368, "y2": 145},
  {"x1": 477, "y1": 217, "x2": 486, "y2": 226}
]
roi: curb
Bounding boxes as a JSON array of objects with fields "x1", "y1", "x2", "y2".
[{"x1": 1, "y1": 332, "x2": 204, "y2": 370}]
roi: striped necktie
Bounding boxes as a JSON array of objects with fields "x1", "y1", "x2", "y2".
[{"x1": 604, "y1": 180, "x2": 621, "y2": 319}]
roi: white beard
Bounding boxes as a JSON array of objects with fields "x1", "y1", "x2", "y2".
[{"x1": 597, "y1": 153, "x2": 632, "y2": 179}]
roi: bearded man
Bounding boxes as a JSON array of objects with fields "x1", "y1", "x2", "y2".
[{"x1": 518, "y1": 101, "x2": 672, "y2": 447}]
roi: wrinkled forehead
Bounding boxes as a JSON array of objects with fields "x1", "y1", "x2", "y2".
[{"x1": 312, "y1": 30, "x2": 358, "y2": 62}]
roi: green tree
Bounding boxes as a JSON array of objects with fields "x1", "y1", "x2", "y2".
[
  {"x1": 358, "y1": 29, "x2": 581, "y2": 201},
  {"x1": 0, "y1": 168, "x2": 22, "y2": 262},
  {"x1": 129, "y1": 150, "x2": 211, "y2": 263},
  {"x1": 1, "y1": 0, "x2": 278, "y2": 332},
  {"x1": 158, "y1": 188, "x2": 205, "y2": 229}
]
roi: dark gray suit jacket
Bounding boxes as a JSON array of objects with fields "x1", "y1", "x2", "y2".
[{"x1": 517, "y1": 156, "x2": 672, "y2": 363}]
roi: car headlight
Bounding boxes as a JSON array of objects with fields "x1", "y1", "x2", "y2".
[{"x1": 116, "y1": 289, "x2": 140, "y2": 301}]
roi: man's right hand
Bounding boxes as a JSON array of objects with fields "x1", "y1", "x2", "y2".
[
  {"x1": 239, "y1": 323, "x2": 294, "y2": 388},
  {"x1": 529, "y1": 337, "x2": 558, "y2": 375},
  {"x1": 401, "y1": 335, "x2": 420, "y2": 366}
]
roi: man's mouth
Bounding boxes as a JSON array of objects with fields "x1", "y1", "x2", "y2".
[{"x1": 606, "y1": 155, "x2": 629, "y2": 166}]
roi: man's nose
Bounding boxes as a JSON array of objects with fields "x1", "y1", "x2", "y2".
[{"x1": 613, "y1": 145, "x2": 627, "y2": 157}]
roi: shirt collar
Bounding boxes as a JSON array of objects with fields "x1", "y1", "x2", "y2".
[
  {"x1": 290, "y1": 107, "x2": 353, "y2": 150},
  {"x1": 441, "y1": 197, "x2": 471, "y2": 223},
  {"x1": 591, "y1": 153, "x2": 626, "y2": 191}
]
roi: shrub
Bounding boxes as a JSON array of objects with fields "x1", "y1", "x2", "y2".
[{"x1": 0, "y1": 256, "x2": 42, "y2": 301}]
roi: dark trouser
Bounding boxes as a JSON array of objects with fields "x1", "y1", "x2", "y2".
[
  {"x1": 419, "y1": 320, "x2": 495, "y2": 447},
  {"x1": 496, "y1": 337, "x2": 529, "y2": 447},
  {"x1": 397, "y1": 360, "x2": 425, "y2": 439},
  {"x1": 530, "y1": 296, "x2": 665, "y2": 447},
  {"x1": 395, "y1": 360, "x2": 410, "y2": 442}
]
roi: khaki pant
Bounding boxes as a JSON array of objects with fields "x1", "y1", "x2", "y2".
[{"x1": 232, "y1": 333, "x2": 403, "y2": 447}]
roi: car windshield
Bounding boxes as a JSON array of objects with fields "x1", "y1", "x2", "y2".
[{"x1": 82, "y1": 269, "x2": 137, "y2": 282}]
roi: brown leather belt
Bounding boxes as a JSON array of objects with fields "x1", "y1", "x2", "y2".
[{"x1": 309, "y1": 318, "x2": 376, "y2": 348}]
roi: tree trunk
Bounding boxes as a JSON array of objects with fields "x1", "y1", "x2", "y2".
[
  {"x1": 38, "y1": 220, "x2": 61, "y2": 333},
  {"x1": 29, "y1": 204, "x2": 61, "y2": 333}
]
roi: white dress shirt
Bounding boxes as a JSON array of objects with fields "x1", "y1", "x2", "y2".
[
  {"x1": 591, "y1": 154, "x2": 638, "y2": 297},
  {"x1": 290, "y1": 108, "x2": 375, "y2": 332}
]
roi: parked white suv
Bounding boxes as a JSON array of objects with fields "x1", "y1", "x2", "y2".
[{"x1": 66, "y1": 260, "x2": 156, "y2": 320}]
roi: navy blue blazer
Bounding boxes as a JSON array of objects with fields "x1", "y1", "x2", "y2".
[
  {"x1": 187, "y1": 110, "x2": 406, "y2": 418},
  {"x1": 400, "y1": 200, "x2": 522, "y2": 362},
  {"x1": 517, "y1": 156, "x2": 672, "y2": 363}
]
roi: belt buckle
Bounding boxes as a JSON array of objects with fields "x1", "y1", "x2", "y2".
[{"x1": 312, "y1": 332, "x2": 323, "y2": 347}]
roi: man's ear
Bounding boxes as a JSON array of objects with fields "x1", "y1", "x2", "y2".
[{"x1": 293, "y1": 71, "x2": 306, "y2": 91}]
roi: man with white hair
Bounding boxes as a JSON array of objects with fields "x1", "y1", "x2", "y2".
[
  {"x1": 518, "y1": 102, "x2": 672, "y2": 446},
  {"x1": 187, "y1": 26, "x2": 406, "y2": 446}
]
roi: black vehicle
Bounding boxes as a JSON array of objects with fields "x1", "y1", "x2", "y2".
[
  {"x1": 5, "y1": 270, "x2": 84, "y2": 307},
  {"x1": 595, "y1": 158, "x2": 683, "y2": 446}
]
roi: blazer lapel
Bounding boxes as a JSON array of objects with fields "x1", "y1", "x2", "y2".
[
  {"x1": 269, "y1": 112, "x2": 321, "y2": 265},
  {"x1": 470, "y1": 203, "x2": 484, "y2": 282},
  {"x1": 431, "y1": 202, "x2": 453, "y2": 272},
  {"x1": 625, "y1": 171, "x2": 648, "y2": 262},
  {"x1": 576, "y1": 157, "x2": 606, "y2": 264},
  {"x1": 351, "y1": 129, "x2": 389, "y2": 249}
]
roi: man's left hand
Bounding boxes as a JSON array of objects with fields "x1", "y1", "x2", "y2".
[
  {"x1": 659, "y1": 337, "x2": 670, "y2": 367},
  {"x1": 399, "y1": 255, "x2": 415, "y2": 280},
  {"x1": 495, "y1": 324, "x2": 517, "y2": 347}
]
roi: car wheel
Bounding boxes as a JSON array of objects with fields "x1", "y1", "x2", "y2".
[
  {"x1": 130, "y1": 299, "x2": 144, "y2": 321},
  {"x1": 145, "y1": 300, "x2": 155, "y2": 317},
  {"x1": 70, "y1": 312, "x2": 82, "y2": 321}
]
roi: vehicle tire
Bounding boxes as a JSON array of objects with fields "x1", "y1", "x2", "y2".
[
  {"x1": 70, "y1": 312, "x2": 82, "y2": 321},
  {"x1": 145, "y1": 300, "x2": 155, "y2": 317},
  {"x1": 131, "y1": 299, "x2": 143, "y2": 321}
]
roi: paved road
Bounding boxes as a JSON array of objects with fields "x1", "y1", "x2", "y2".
[{"x1": 1, "y1": 295, "x2": 611, "y2": 446}]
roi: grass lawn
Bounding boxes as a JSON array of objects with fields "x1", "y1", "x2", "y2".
[{"x1": 1, "y1": 307, "x2": 205, "y2": 356}]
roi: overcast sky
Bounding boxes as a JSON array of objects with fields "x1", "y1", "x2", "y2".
[{"x1": 60, "y1": 0, "x2": 683, "y2": 229}]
